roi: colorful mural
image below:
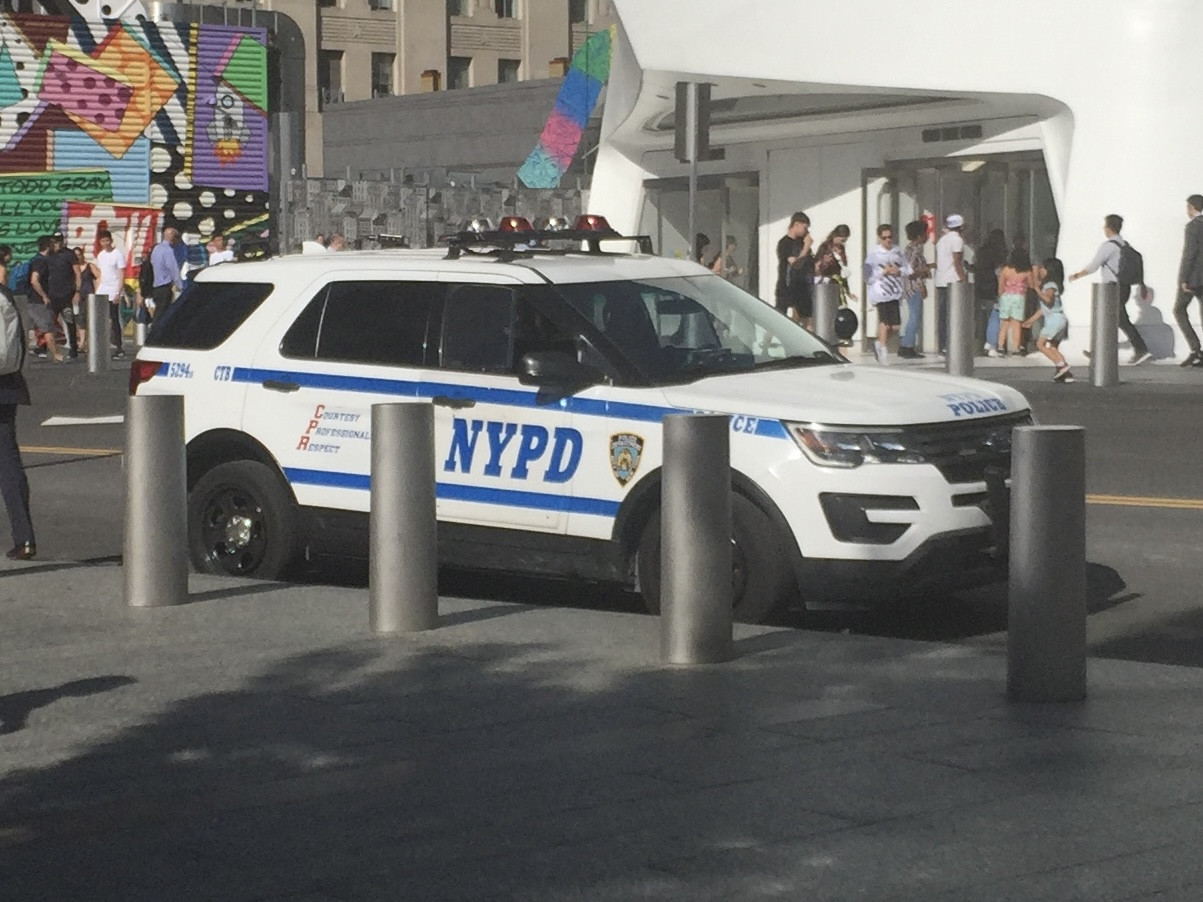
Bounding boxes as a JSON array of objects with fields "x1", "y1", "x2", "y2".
[{"x1": 0, "y1": 13, "x2": 269, "y2": 260}]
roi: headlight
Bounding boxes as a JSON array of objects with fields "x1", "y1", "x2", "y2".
[{"x1": 786, "y1": 423, "x2": 929, "y2": 468}]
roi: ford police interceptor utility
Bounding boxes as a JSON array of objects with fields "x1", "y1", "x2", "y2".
[{"x1": 130, "y1": 217, "x2": 1031, "y2": 623}]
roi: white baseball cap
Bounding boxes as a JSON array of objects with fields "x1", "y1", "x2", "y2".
[{"x1": 945, "y1": 214, "x2": 964, "y2": 229}]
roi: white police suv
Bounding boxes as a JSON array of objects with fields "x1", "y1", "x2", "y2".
[{"x1": 131, "y1": 217, "x2": 1030, "y2": 622}]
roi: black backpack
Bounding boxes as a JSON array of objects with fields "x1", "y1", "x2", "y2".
[
  {"x1": 138, "y1": 255, "x2": 155, "y2": 298},
  {"x1": 1110, "y1": 239, "x2": 1144, "y2": 286}
]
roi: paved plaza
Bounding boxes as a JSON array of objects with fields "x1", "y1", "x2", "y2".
[{"x1": 2, "y1": 560, "x2": 1203, "y2": 900}]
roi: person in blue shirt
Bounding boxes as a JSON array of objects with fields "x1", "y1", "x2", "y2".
[
  {"x1": 1023, "y1": 257, "x2": 1073, "y2": 383},
  {"x1": 148, "y1": 226, "x2": 183, "y2": 322}
]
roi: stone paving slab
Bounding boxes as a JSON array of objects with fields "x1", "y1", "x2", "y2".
[{"x1": 3, "y1": 561, "x2": 1203, "y2": 900}]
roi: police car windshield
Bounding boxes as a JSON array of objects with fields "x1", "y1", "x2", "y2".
[{"x1": 554, "y1": 275, "x2": 840, "y2": 384}]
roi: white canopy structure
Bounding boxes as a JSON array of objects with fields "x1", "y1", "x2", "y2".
[{"x1": 592, "y1": 0, "x2": 1201, "y2": 359}]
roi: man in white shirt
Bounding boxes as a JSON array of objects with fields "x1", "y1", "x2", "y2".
[
  {"x1": 94, "y1": 230, "x2": 127, "y2": 360},
  {"x1": 863, "y1": 223, "x2": 911, "y2": 364},
  {"x1": 934, "y1": 214, "x2": 967, "y2": 353},
  {"x1": 208, "y1": 236, "x2": 235, "y2": 265}
]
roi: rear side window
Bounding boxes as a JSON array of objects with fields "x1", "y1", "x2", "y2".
[
  {"x1": 281, "y1": 280, "x2": 442, "y2": 367},
  {"x1": 145, "y1": 282, "x2": 273, "y2": 349},
  {"x1": 440, "y1": 284, "x2": 515, "y2": 374}
]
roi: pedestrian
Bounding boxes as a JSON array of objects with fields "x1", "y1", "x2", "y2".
[
  {"x1": 693, "y1": 232, "x2": 712, "y2": 266},
  {"x1": 73, "y1": 246, "x2": 98, "y2": 354},
  {"x1": 25, "y1": 237, "x2": 61, "y2": 361},
  {"x1": 975, "y1": 229, "x2": 1008, "y2": 355},
  {"x1": 0, "y1": 280, "x2": 35, "y2": 560},
  {"x1": 1174, "y1": 194, "x2": 1203, "y2": 367},
  {"x1": 864, "y1": 223, "x2": 909, "y2": 364},
  {"x1": 899, "y1": 220, "x2": 930, "y2": 358},
  {"x1": 149, "y1": 225, "x2": 184, "y2": 323},
  {"x1": 996, "y1": 247, "x2": 1034, "y2": 357},
  {"x1": 45, "y1": 233, "x2": 81, "y2": 361},
  {"x1": 94, "y1": 230, "x2": 127, "y2": 360},
  {"x1": 328, "y1": 233, "x2": 347, "y2": 252},
  {"x1": 208, "y1": 235, "x2": 235, "y2": 265},
  {"x1": 1023, "y1": 257, "x2": 1074, "y2": 382},
  {"x1": 933, "y1": 214, "x2": 967, "y2": 354},
  {"x1": 1068, "y1": 213, "x2": 1153, "y2": 365},
  {"x1": 813, "y1": 224, "x2": 858, "y2": 306},
  {"x1": 775, "y1": 212, "x2": 814, "y2": 326},
  {"x1": 713, "y1": 235, "x2": 742, "y2": 281}
]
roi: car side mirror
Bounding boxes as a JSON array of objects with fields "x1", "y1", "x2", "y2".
[{"x1": 518, "y1": 351, "x2": 602, "y2": 388}]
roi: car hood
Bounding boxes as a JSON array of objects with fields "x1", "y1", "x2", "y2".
[{"x1": 658, "y1": 363, "x2": 1030, "y2": 427}]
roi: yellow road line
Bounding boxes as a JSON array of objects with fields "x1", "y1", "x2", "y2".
[
  {"x1": 22, "y1": 445, "x2": 121, "y2": 457},
  {"x1": 14, "y1": 446, "x2": 1203, "y2": 511},
  {"x1": 1087, "y1": 494, "x2": 1203, "y2": 511}
]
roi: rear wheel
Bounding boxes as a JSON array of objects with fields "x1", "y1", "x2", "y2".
[
  {"x1": 188, "y1": 460, "x2": 300, "y2": 579},
  {"x1": 637, "y1": 493, "x2": 797, "y2": 623}
]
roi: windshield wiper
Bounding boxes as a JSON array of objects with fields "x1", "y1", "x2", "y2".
[{"x1": 752, "y1": 352, "x2": 843, "y2": 371}]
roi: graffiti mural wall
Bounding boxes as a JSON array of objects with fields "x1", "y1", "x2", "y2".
[{"x1": 0, "y1": 13, "x2": 269, "y2": 266}]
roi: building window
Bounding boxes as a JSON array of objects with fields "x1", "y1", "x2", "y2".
[
  {"x1": 498, "y1": 58, "x2": 520, "y2": 83},
  {"x1": 371, "y1": 53, "x2": 395, "y2": 97},
  {"x1": 318, "y1": 50, "x2": 344, "y2": 107},
  {"x1": 368, "y1": 0, "x2": 394, "y2": 9},
  {"x1": 569, "y1": 0, "x2": 588, "y2": 24},
  {"x1": 447, "y1": 56, "x2": 472, "y2": 90},
  {"x1": 494, "y1": 0, "x2": 517, "y2": 18},
  {"x1": 447, "y1": 0, "x2": 470, "y2": 15},
  {"x1": 318, "y1": 0, "x2": 337, "y2": 7}
]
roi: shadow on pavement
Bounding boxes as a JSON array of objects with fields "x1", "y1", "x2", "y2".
[{"x1": 0, "y1": 676, "x2": 137, "y2": 735}]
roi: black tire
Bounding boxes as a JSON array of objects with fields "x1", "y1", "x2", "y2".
[
  {"x1": 636, "y1": 493, "x2": 797, "y2": 624},
  {"x1": 188, "y1": 460, "x2": 301, "y2": 579}
]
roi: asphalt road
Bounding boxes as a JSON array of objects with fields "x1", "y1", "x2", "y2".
[{"x1": 11, "y1": 358, "x2": 1203, "y2": 666}]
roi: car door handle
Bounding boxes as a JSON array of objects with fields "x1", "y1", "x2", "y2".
[
  {"x1": 262, "y1": 379, "x2": 300, "y2": 393},
  {"x1": 432, "y1": 395, "x2": 476, "y2": 409}
]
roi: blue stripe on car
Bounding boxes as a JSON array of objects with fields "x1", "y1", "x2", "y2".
[{"x1": 232, "y1": 366, "x2": 788, "y2": 439}]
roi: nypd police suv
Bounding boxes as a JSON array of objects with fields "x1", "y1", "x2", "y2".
[{"x1": 131, "y1": 218, "x2": 1031, "y2": 622}]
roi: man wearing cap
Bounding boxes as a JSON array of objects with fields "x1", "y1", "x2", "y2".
[
  {"x1": 45, "y1": 232, "x2": 81, "y2": 360},
  {"x1": 934, "y1": 214, "x2": 968, "y2": 354}
]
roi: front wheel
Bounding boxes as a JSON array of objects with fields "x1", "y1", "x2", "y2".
[
  {"x1": 637, "y1": 493, "x2": 797, "y2": 624},
  {"x1": 188, "y1": 460, "x2": 301, "y2": 579}
]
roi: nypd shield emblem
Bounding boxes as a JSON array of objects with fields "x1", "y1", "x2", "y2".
[{"x1": 609, "y1": 433, "x2": 644, "y2": 486}]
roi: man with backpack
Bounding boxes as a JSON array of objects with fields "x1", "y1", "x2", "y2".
[{"x1": 1069, "y1": 213, "x2": 1153, "y2": 365}]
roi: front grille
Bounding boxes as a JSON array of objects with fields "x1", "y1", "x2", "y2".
[{"x1": 901, "y1": 413, "x2": 1032, "y2": 484}]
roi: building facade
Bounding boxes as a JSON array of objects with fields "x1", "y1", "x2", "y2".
[
  {"x1": 260, "y1": 0, "x2": 615, "y2": 176},
  {"x1": 591, "y1": 0, "x2": 1202, "y2": 361}
]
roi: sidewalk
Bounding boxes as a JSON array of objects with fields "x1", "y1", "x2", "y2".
[
  {"x1": 2, "y1": 561, "x2": 1202, "y2": 901},
  {"x1": 845, "y1": 346, "x2": 1203, "y2": 385}
]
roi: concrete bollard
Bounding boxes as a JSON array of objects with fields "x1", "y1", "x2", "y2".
[
  {"x1": 369, "y1": 402, "x2": 438, "y2": 633},
  {"x1": 812, "y1": 281, "x2": 840, "y2": 345},
  {"x1": 1090, "y1": 283, "x2": 1120, "y2": 387},
  {"x1": 86, "y1": 294, "x2": 109, "y2": 374},
  {"x1": 124, "y1": 394, "x2": 189, "y2": 607},
  {"x1": 946, "y1": 281, "x2": 975, "y2": 377},
  {"x1": 1006, "y1": 425, "x2": 1087, "y2": 702},
  {"x1": 660, "y1": 414, "x2": 733, "y2": 665}
]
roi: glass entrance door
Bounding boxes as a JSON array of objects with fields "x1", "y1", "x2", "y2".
[
  {"x1": 639, "y1": 173, "x2": 760, "y2": 294},
  {"x1": 861, "y1": 153, "x2": 1059, "y2": 351}
]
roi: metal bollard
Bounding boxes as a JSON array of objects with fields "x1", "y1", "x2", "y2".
[
  {"x1": 134, "y1": 320, "x2": 148, "y2": 347},
  {"x1": 1006, "y1": 426, "x2": 1087, "y2": 702},
  {"x1": 369, "y1": 402, "x2": 438, "y2": 633},
  {"x1": 660, "y1": 414, "x2": 733, "y2": 665},
  {"x1": 124, "y1": 394, "x2": 188, "y2": 607},
  {"x1": 812, "y1": 281, "x2": 840, "y2": 345},
  {"x1": 946, "y1": 281, "x2": 975, "y2": 377},
  {"x1": 86, "y1": 294, "x2": 109, "y2": 374},
  {"x1": 1090, "y1": 283, "x2": 1119, "y2": 387}
]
